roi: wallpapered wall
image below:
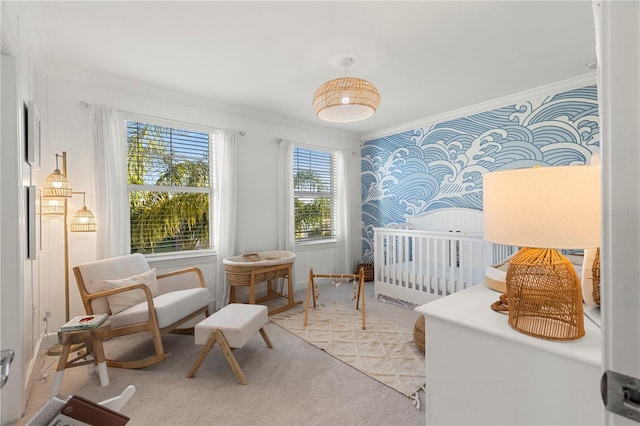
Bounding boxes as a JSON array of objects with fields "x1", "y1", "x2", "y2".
[{"x1": 361, "y1": 84, "x2": 599, "y2": 262}]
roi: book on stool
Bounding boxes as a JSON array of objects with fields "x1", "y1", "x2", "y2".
[{"x1": 60, "y1": 314, "x2": 108, "y2": 332}]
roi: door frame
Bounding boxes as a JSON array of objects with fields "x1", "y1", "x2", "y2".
[{"x1": 597, "y1": 1, "x2": 640, "y2": 424}]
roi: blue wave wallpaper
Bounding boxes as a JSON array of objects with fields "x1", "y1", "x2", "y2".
[{"x1": 361, "y1": 85, "x2": 599, "y2": 262}]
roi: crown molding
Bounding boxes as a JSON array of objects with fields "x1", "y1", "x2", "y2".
[
  {"x1": 43, "y1": 65, "x2": 359, "y2": 142},
  {"x1": 42, "y1": 65, "x2": 359, "y2": 142},
  {"x1": 361, "y1": 73, "x2": 597, "y2": 142}
]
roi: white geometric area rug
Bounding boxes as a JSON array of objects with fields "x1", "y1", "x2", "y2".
[{"x1": 271, "y1": 303, "x2": 425, "y2": 407}]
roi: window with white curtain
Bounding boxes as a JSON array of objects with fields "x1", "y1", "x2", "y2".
[
  {"x1": 293, "y1": 146, "x2": 337, "y2": 243},
  {"x1": 126, "y1": 120, "x2": 216, "y2": 254}
]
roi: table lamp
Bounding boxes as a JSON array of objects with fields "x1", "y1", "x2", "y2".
[{"x1": 483, "y1": 164, "x2": 601, "y2": 341}]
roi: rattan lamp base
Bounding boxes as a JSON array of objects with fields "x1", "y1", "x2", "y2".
[{"x1": 506, "y1": 247, "x2": 584, "y2": 341}]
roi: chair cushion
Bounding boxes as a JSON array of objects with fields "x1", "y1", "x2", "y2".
[
  {"x1": 103, "y1": 268, "x2": 159, "y2": 314},
  {"x1": 102, "y1": 268, "x2": 160, "y2": 314},
  {"x1": 75, "y1": 253, "x2": 151, "y2": 314},
  {"x1": 194, "y1": 304, "x2": 268, "y2": 348},
  {"x1": 109, "y1": 287, "x2": 210, "y2": 329}
]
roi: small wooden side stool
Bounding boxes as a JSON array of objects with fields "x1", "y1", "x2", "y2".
[
  {"x1": 50, "y1": 321, "x2": 111, "y2": 397},
  {"x1": 187, "y1": 304, "x2": 272, "y2": 384}
]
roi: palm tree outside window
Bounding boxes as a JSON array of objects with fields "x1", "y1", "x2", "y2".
[
  {"x1": 126, "y1": 120, "x2": 215, "y2": 254},
  {"x1": 293, "y1": 146, "x2": 336, "y2": 242}
]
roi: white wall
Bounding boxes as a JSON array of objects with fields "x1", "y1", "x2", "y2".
[{"x1": 36, "y1": 67, "x2": 362, "y2": 332}]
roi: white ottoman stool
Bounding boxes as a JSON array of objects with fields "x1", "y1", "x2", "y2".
[{"x1": 187, "y1": 303, "x2": 273, "y2": 384}]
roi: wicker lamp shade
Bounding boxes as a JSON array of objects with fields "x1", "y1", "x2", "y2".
[
  {"x1": 592, "y1": 248, "x2": 601, "y2": 304},
  {"x1": 70, "y1": 205, "x2": 97, "y2": 232},
  {"x1": 42, "y1": 197, "x2": 65, "y2": 216},
  {"x1": 483, "y1": 164, "x2": 601, "y2": 341},
  {"x1": 413, "y1": 315, "x2": 425, "y2": 353},
  {"x1": 506, "y1": 248, "x2": 584, "y2": 340},
  {"x1": 312, "y1": 77, "x2": 380, "y2": 123},
  {"x1": 43, "y1": 169, "x2": 72, "y2": 198}
]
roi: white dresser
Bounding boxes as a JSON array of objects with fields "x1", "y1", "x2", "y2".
[{"x1": 416, "y1": 284, "x2": 603, "y2": 425}]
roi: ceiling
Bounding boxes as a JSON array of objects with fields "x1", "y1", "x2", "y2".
[{"x1": 14, "y1": 1, "x2": 596, "y2": 139}]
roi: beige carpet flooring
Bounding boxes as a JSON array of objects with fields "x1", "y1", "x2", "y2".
[
  {"x1": 16, "y1": 282, "x2": 426, "y2": 426},
  {"x1": 272, "y1": 303, "x2": 425, "y2": 403}
]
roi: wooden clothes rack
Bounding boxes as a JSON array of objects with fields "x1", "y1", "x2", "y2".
[{"x1": 304, "y1": 267, "x2": 366, "y2": 330}]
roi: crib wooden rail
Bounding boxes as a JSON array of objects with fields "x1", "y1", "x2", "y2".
[{"x1": 373, "y1": 227, "x2": 510, "y2": 306}]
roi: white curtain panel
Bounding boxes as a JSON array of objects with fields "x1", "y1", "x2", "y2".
[
  {"x1": 214, "y1": 128, "x2": 238, "y2": 310},
  {"x1": 277, "y1": 139, "x2": 295, "y2": 252},
  {"x1": 89, "y1": 105, "x2": 128, "y2": 259},
  {"x1": 336, "y1": 149, "x2": 352, "y2": 273},
  {"x1": 276, "y1": 138, "x2": 295, "y2": 292}
]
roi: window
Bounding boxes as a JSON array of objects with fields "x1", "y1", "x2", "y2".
[
  {"x1": 293, "y1": 146, "x2": 337, "y2": 242},
  {"x1": 127, "y1": 120, "x2": 214, "y2": 254}
]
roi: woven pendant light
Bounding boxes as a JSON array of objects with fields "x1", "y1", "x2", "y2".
[
  {"x1": 42, "y1": 198, "x2": 65, "y2": 216},
  {"x1": 312, "y1": 57, "x2": 380, "y2": 123},
  {"x1": 70, "y1": 206, "x2": 97, "y2": 232},
  {"x1": 70, "y1": 193, "x2": 97, "y2": 232},
  {"x1": 43, "y1": 168, "x2": 72, "y2": 198}
]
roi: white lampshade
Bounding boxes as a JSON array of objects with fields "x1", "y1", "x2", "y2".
[{"x1": 483, "y1": 165, "x2": 601, "y2": 249}]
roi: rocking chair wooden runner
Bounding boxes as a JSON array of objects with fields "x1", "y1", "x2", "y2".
[{"x1": 304, "y1": 267, "x2": 366, "y2": 330}]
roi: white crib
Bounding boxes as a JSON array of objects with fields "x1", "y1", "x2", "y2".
[{"x1": 373, "y1": 208, "x2": 515, "y2": 306}]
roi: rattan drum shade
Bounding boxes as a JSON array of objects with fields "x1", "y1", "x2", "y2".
[{"x1": 312, "y1": 77, "x2": 380, "y2": 123}]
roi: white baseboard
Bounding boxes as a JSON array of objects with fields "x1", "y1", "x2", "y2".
[{"x1": 25, "y1": 333, "x2": 58, "y2": 394}]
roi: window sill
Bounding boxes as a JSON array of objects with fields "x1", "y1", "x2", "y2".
[
  {"x1": 295, "y1": 239, "x2": 337, "y2": 250},
  {"x1": 143, "y1": 250, "x2": 216, "y2": 263}
]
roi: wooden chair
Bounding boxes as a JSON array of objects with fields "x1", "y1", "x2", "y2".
[
  {"x1": 304, "y1": 267, "x2": 366, "y2": 330},
  {"x1": 73, "y1": 253, "x2": 211, "y2": 369}
]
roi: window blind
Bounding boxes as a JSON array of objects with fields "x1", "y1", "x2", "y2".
[
  {"x1": 293, "y1": 146, "x2": 337, "y2": 242},
  {"x1": 126, "y1": 121, "x2": 214, "y2": 254}
]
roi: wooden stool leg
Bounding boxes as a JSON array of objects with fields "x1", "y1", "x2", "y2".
[
  {"x1": 50, "y1": 344, "x2": 72, "y2": 397},
  {"x1": 259, "y1": 327, "x2": 273, "y2": 348},
  {"x1": 86, "y1": 353, "x2": 96, "y2": 374},
  {"x1": 360, "y1": 275, "x2": 366, "y2": 330},
  {"x1": 215, "y1": 331, "x2": 248, "y2": 385},
  {"x1": 249, "y1": 276, "x2": 256, "y2": 305},
  {"x1": 355, "y1": 268, "x2": 364, "y2": 310},
  {"x1": 286, "y1": 264, "x2": 294, "y2": 306},
  {"x1": 88, "y1": 337, "x2": 110, "y2": 387},
  {"x1": 304, "y1": 268, "x2": 314, "y2": 327},
  {"x1": 187, "y1": 330, "x2": 218, "y2": 379}
]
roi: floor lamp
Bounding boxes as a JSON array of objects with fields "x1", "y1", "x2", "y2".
[
  {"x1": 42, "y1": 152, "x2": 97, "y2": 337},
  {"x1": 483, "y1": 164, "x2": 600, "y2": 341}
]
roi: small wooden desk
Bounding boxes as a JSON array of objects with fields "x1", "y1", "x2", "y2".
[
  {"x1": 50, "y1": 321, "x2": 111, "y2": 397},
  {"x1": 228, "y1": 263, "x2": 301, "y2": 315}
]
